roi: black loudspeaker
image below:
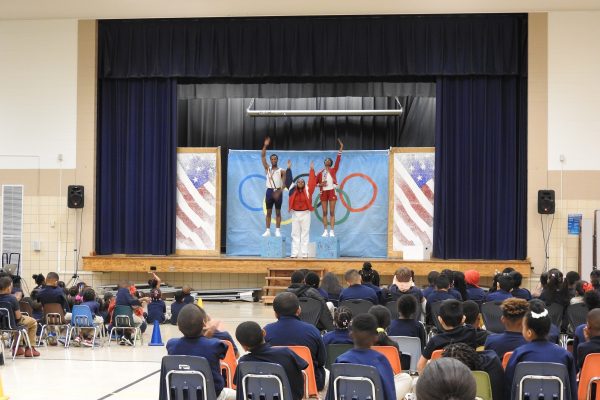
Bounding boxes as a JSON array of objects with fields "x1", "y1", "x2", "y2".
[
  {"x1": 67, "y1": 185, "x2": 84, "y2": 209},
  {"x1": 538, "y1": 189, "x2": 555, "y2": 214}
]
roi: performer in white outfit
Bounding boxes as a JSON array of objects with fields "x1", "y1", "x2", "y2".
[
  {"x1": 261, "y1": 137, "x2": 285, "y2": 237},
  {"x1": 285, "y1": 160, "x2": 316, "y2": 258}
]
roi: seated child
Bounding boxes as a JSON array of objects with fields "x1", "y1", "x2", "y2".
[
  {"x1": 169, "y1": 290, "x2": 185, "y2": 325},
  {"x1": 204, "y1": 314, "x2": 240, "y2": 357},
  {"x1": 505, "y1": 300, "x2": 577, "y2": 400},
  {"x1": 165, "y1": 304, "x2": 235, "y2": 400},
  {"x1": 72, "y1": 287, "x2": 104, "y2": 347},
  {"x1": 463, "y1": 300, "x2": 489, "y2": 346},
  {"x1": 322, "y1": 306, "x2": 353, "y2": 345},
  {"x1": 577, "y1": 308, "x2": 600, "y2": 371},
  {"x1": 387, "y1": 294, "x2": 427, "y2": 348},
  {"x1": 182, "y1": 285, "x2": 195, "y2": 304},
  {"x1": 146, "y1": 288, "x2": 166, "y2": 324},
  {"x1": 421, "y1": 271, "x2": 439, "y2": 300},
  {"x1": 464, "y1": 269, "x2": 485, "y2": 302},
  {"x1": 264, "y1": 292, "x2": 327, "y2": 392},
  {"x1": 425, "y1": 274, "x2": 461, "y2": 317},
  {"x1": 416, "y1": 358, "x2": 476, "y2": 400},
  {"x1": 115, "y1": 280, "x2": 150, "y2": 345},
  {"x1": 100, "y1": 292, "x2": 114, "y2": 324},
  {"x1": 418, "y1": 299, "x2": 478, "y2": 373},
  {"x1": 0, "y1": 276, "x2": 40, "y2": 357},
  {"x1": 573, "y1": 290, "x2": 600, "y2": 367},
  {"x1": 484, "y1": 297, "x2": 528, "y2": 359},
  {"x1": 442, "y1": 342, "x2": 504, "y2": 400},
  {"x1": 484, "y1": 273, "x2": 514, "y2": 302},
  {"x1": 334, "y1": 314, "x2": 412, "y2": 400},
  {"x1": 368, "y1": 305, "x2": 400, "y2": 351},
  {"x1": 338, "y1": 269, "x2": 378, "y2": 305},
  {"x1": 234, "y1": 321, "x2": 308, "y2": 400},
  {"x1": 510, "y1": 271, "x2": 532, "y2": 300}
]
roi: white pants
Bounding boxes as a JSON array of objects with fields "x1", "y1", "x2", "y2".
[
  {"x1": 217, "y1": 388, "x2": 236, "y2": 400},
  {"x1": 291, "y1": 210, "x2": 311, "y2": 257}
]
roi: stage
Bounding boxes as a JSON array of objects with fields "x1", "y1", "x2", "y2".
[{"x1": 82, "y1": 254, "x2": 531, "y2": 278}]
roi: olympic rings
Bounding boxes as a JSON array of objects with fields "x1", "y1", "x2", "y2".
[
  {"x1": 238, "y1": 174, "x2": 267, "y2": 212},
  {"x1": 339, "y1": 173, "x2": 378, "y2": 213},
  {"x1": 312, "y1": 188, "x2": 352, "y2": 225}
]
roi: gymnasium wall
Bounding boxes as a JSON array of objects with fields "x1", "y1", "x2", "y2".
[{"x1": 0, "y1": 14, "x2": 600, "y2": 293}]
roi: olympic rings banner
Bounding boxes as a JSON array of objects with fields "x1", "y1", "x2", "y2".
[{"x1": 226, "y1": 150, "x2": 389, "y2": 257}]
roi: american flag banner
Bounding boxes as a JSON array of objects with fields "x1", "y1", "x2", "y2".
[
  {"x1": 390, "y1": 149, "x2": 435, "y2": 255},
  {"x1": 176, "y1": 148, "x2": 220, "y2": 254}
]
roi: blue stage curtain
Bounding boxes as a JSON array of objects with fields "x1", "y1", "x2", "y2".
[
  {"x1": 98, "y1": 14, "x2": 527, "y2": 79},
  {"x1": 433, "y1": 76, "x2": 527, "y2": 260},
  {"x1": 96, "y1": 78, "x2": 177, "y2": 255}
]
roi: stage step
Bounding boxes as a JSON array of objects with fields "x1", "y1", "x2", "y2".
[
  {"x1": 265, "y1": 276, "x2": 291, "y2": 281},
  {"x1": 262, "y1": 267, "x2": 326, "y2": 305},
  {"x1": 263, "y1": 285, "x2": 289, "y2": 291}
]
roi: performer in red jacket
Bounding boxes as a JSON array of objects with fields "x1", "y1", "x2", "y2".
[
  {"x1": 315, "y1": 139, "x2": 343, "y2": 237},
  {"x1": 286, "y1": 160, "x2": 316, "y2": 258}
]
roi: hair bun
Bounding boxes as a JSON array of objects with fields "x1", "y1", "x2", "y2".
[{"x1": 529, "y1": 300, "x2": 546, "y2": 314}]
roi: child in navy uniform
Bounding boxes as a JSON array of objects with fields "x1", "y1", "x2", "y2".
[
  {"x1": 0, "y1": 276, "x2": 40, "y2": 357},
  {"x1": 333, "y1": 314, "x2": 411, "y2": 400},
  {"x1": 115, "y1": 280, "x2": 149, "y2": 345},
  {"x1": 165, "y1": 304, "x2": 236, "y2": 400},
  {"x1": 169, "y1": 291, "x2": 185, "y2": 325},
  {"x1": 182, "y1": 285, "x2": 194, "y2": 304},
  {"x1": 577, "y1": 308, "x2": 600, "y2": 370},
  {"x1": 359, "y1": 263, "x2": 383, "y2": 303},
  {"x1": 463, "y1": 300, "x2": 489, "y2": 346},
  {"x1": 484, "y1": 273, "x2": 514, "y2": 302},
  {"x1": 339, "y1": 269, "x2": 378, "y2": 304},
  {"x1": 416, "y1": 358, "x2": 476, "y2": 400},
  {"x1": 573, "y1": 290, "x2": 600, "y2": 368},
  {"x1": 146, "y1": 288, "x2": 166, "y2": 324},
  {"x1": 464, "y1": 270, "x2": 485, "y2": 302},
  {"x1": 425, "y1": 274, "x2": 461, "y2": 317},
  {"x1": 322, "y1": 307, "x2": 353, "y2": 345},
  {"x1": 421, "y1": 271, "x2": 439, "y2": 299},
  {"x1": 72, "y1": 287, "x2": 104, "y2": 347},
  {"x1": 387, "y1": 294, "x2": 426, "y2": 349},
  {"x1": 505, "y1": 300, "x2": 577, "y2": 400},
  {"x1": 264, "y1": 292, "x2": 328, "y2": 393},
  {"x1": 510, "y1": 271, "x2": 532, "y2": 300},
  {"x1": 418, "y1": 299, "x2": 478, "y2": 373},
  {"x1": 484, "y1": 297, "x2": 528, "y2": 359},
  {"x1": 368, "y1": 305, "x2": 401, "y2": 352},
  {"x1": 234, "y1": 321, "x2": 308, "y2": 400},
  {"x1": 386, "y1": 267, "x2": 424, "y2": 305}
]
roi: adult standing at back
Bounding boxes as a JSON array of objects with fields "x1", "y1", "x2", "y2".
[
  {"x1": 261, "y1": 136, "x2": 285, "y2": 237},
  {"x1": 315, "y1": 138, "x2": 343, "y2": 237}
]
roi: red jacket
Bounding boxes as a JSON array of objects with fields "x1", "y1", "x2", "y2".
[
  {"x1": 316, "y1": 152, "x2": 342, "y2": 192},
  {"x1": 288, "y1": 167, "x2": 316, "y2": 211}
]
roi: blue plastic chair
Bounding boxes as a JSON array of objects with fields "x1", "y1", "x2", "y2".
[
  {"x1": 237, "y1": 361, "x2": 294, "y2": 400},
  {"x1": 159, "y1": 355, "x2": 216, "y2": 400},
  {"x1": 511, "y1": 362, "x2": 570, "y2": 400},
  {"x1": 330, "y1": 363, "x2": 385, "y2": 400},
  {"x1": 67, "y1": 305, "x2": 101, "y2": 348}
]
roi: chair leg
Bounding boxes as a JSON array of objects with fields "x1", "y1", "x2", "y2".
[
  {"x1": 12, "y1": 332, "x2": 22, "y2": 360},
  {"x1": 108, "y1": 327, "x2": 115, "y2": 346},
  {"x1": 37, "y1": 325, "x2": 46, "y2": 347}
]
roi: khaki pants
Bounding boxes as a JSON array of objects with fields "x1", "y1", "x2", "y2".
[{"x1": 19, "y1": 315, "x2": 38, "y2": 347}]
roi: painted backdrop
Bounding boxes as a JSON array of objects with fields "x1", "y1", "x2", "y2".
[{"x1": 227, "y1": 150, "x2": 388, "y2": 257}]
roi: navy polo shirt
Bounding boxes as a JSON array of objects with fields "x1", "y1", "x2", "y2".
[
  {"x1": 264, "y1": 315, "x2": 327, "y2": 390},
  {"x1": 183, "y1": 294, "x2": 195, "y2": 304},
  {"x1": 80, "y1": 300, "x2": 100, "y2": 317},
  {"x1": 577, "y1": 336, "x2": 600, "y2": 371},
  {"x1": 572, "y1": 323, "x2": 586, "y2": 367},
  {"x1": 449, "y1": 288, "x2": 464, "y2": 301},
  {"x1": 388, "y1": 319, "x2": 427, "y2": 348},
  {"x1": 339, "y1": 284, "x2": 378, "y2": 304},
  {"x1": 335, "y1": 348, "x2": 396, "y2": 400},
  {"x1": 322, "y1": 329, "x2": 353, "y2": 345},
  {"x1": 484, "y1": 331, "x2": 527, "y2": 359},
  {"x1": 511, "y1": 288, "x2": 532, "y2": 300},
  {"x1": 115, "y1": 288, "x2": 141, "y2": 307},
  {"x1": 170, "y1": 301, "x2": 185, "y2": 325},
  {"x1": 426, "y1": 289, "x2": 461, "y2": 303},
  {"x1": 421, "y1": 285, "x2": 435, "y2": 299},
  {"x1": 166, "y1": 336, "x2": 227, "y2": 396},
  {"x1": 466, "y1": 285, "x2": 486, "y2": 302},
  {"x1": 235, "y1": 343, "x2": 308, "y2": 400},
  {"x1": 37, "y1": 286, "x2": 69, "y2": 311},
  {"x1": 505, "y1": 340, "x2": 577, "y2": 400},
  {"x1": 485, "y1": 289, "x2": 513, "y2": 303},
  {"x1": 146, "y1": 300, "x2": 166, "y2": 323},
  {"x1": 363, "y1": 282, "x2": 384, "y2": 303},
  {"x1": 388, "y1": 285, "x2": 423, "y2": 303},
  {"x1": 0, "y1": 293, "x2": 20, "y2": 320}
]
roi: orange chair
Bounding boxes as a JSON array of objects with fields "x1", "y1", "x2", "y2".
[
  {"x1": 502, "y1": 351, "x2": 513, "y2": 370},
  {"x1": 578, "y1": 353, "x2": 600, "y2": 400},
  {"x1": 220, "y1": 340, "x2": 238, "y2": 389},
  {"x1": 431, "y1": 349, "x2": 444, "y2": 360},
  {"x1": 373, "y1": 345, "x2": 402, "y2": 375},
  {"x1": 277, "y1": 345, "x2": 316, "y2": 398}
]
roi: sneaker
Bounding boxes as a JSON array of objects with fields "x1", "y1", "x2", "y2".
[
  {"x1": 329, "y1": 230, "x2": 335, "y2": 237},
  {"x1": 72, "y1": 336, "x2": 81, "y2": 347},
  {"x1": 24, "y1": 347, "x2": 40, "y2": 357},
  {"x1": 275, "y1": 229, "x2": 281, "y2": 237},
  {"x1": 123, "y1": 337, "x2": 134, "y2": 346},
  {"x1": 14, "y1": 346, "x2": 25, "y2": 356},
  {"x1": 322, "y1": 230, "x2": 328, "y2": 237},
  {"x1": 47, "y1": 333, "x2": 57, "y2": 346},
  {"x1": 58, "y1": 337, "x2": 66, "y2": 345},
  {"x1": 261, "y1": 229, "x2": 271, "y2": 237},
  {"x1": 82, "y1": 339, "x2": 94, "y2": 347}
]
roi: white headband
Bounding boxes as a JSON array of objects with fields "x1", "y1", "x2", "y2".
[{"x1": 530, "y1": 309, "x2": 549, "y2": 319}]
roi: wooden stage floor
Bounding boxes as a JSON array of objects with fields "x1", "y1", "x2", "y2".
[{"x1": 83, "y1": 255, "x2": 531, "y2": 278}]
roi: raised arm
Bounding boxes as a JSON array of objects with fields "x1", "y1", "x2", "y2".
[
  {"x1": 285, "y1": 160, "x2": 293, "y2": 190},
  {"x1": 261, "y1": 136, "x2": 271, "y2": 171},
  {"x1": 308, "y1": 161, "x2": 317, "y2": 196},
  {"x1": 333, "y1": 138, "x2": 343, "y2": 171}
]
